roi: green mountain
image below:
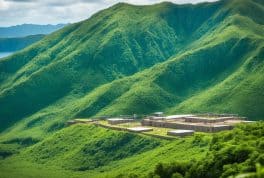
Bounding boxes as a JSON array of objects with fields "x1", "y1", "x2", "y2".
[
  {"x1": 0, "y1": 0, "x2": 264, "y2": 177},
  {"x1": 0, "y1": 34, "x2": 45, "y2": 52},
  {"x1": 0, "y1": 0, "x2": 263, "y2": 132},
  {"x1": 0, "y1": 0, "x2": 221, "y2": 131}
]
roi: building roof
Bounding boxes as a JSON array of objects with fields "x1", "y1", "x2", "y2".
[
  {"x1": 74, "y1": 119, "x2": 93, "y2": 122},
  {"x1": 107, "y1": 118, "x2": 125, "y2": 121},
  {"x1": 154, "y1": 112, "x2": 163, "y2": 114},
  {"x1": 212, "y1": 125, "x2": 230, "y2": 127},
  {"x1": 185, "y1": 116, "x2": 235, "y2": 120},
  {"x1": 165, "y1": 115, "x2": 194, "y2": 119},
  {"x1": 168, "y1": 130, "x2": 194, "y2": 134},
  {"x1": 127, "y1": 127, "x2": 153, "y2": 132}
]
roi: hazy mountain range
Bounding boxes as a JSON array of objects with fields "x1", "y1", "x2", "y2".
[
  {"x1": 0, "y1": 24, "x2": 67, "y2": 38},
  {"x1": 0, "y1": 24, "x2": 67, "y2": 53}
]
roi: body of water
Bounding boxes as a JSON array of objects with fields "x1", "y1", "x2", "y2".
[{"x1": 0, "y1": 52, "x2": 14, "y2": 59}]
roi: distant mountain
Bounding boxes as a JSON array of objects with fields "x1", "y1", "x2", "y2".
[
  {"x1": 0, "y1": 34, "x2": 45, "y2": 52},
  {"x1": 0, "y1": 24, "x2": 67, "y2": 38}
]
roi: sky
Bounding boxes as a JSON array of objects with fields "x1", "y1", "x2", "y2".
[{"x1": 0, "y1": 0, "x2": 218, "y2": 27}]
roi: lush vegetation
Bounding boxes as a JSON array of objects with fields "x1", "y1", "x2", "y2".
[
  {"x1": 0, "y1": 122, "x2": 263, "y2": 178},
  {"x1": 0, "y1": 0, "x2": 263, "y2": 177},
  {"x1": 0, "y1": 124, "x2": 209, "y2": 177},
  {"x1": 150, "y1": 122, "x2": 264, "y2": 178}
]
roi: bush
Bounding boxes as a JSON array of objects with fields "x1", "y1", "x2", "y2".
[{"x1": 150, "y1": 123, "x2": 264, "y2": 178}]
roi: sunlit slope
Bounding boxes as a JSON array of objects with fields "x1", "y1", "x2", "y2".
[
  {"x1": 77, "y1": 0, "x2": 264, "y2": 120},
  {"x1": 0, "y1": 1, "x2": 223, "y2": 131},
  {"x1": 167, "y1": 0, "x2": 264, "y2": 118},
  {"x1": 1, "y1": 122, "x2": 263, "y2": 178},
  {"x1": 0, "y1": 124, "x2": 209, "y2": 178}
]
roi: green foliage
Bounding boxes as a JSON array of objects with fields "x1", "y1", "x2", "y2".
[
  {"x1": 25, "y1": 125, "x2": 161, "y2": 171},
  {"x1": 0, "y1": 0, "x2": 264, "y2": 177},
  {"x1": 152, "y1": 162, "x2": 189, "y2": 178},
  {"x1": 0, "y1": 124, "x2": 208, "y2": 177},
  {"x1": 150, "y1": 122, "x2": 264, "y2": 178},
  {"x1": 1, "y1": 123, "x2": 262, "y2": 178}
]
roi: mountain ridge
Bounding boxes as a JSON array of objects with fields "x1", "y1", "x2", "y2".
[{"x1": 0, "y1": 24, "x2": 67, "y2": 38}]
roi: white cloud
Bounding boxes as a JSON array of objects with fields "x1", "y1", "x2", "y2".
[{"x1": 0, "y1": 0, "x2": 218, "y2": 26}]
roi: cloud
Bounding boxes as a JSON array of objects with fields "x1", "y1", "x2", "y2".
[
  {"x1": 0, "y1": 0, "x2": 219, "y2": 26},
  {"x1": 44, "y1": 0, "x2": 103, "y2": 7},
  {"x1": 5, "y1": 0, "x2": 34, "y2": 3}
]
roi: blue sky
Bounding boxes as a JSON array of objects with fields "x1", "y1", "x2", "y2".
[{"x1": 0, "y1": 0, "x2": 218, "y2": 27}]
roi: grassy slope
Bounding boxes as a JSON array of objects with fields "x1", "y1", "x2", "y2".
[
  {"x1": 1, "y1": 122, "x2": 263, "y2": 178},
  {"x1": 0, "y1": 124, "x2": 210, "y2": 178},
  {"x1": 0, "y1": 34, "x2": 45, "y2": 52},
  {"x1": 91, "y1": 0, "x2": 264, "y2": 120},
  {"x1": 70, "y1": 0, "x2": 264, "y2": 119},
  {"x1": 167, "y1": 0, "x2": 264, "y2": 118}
]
